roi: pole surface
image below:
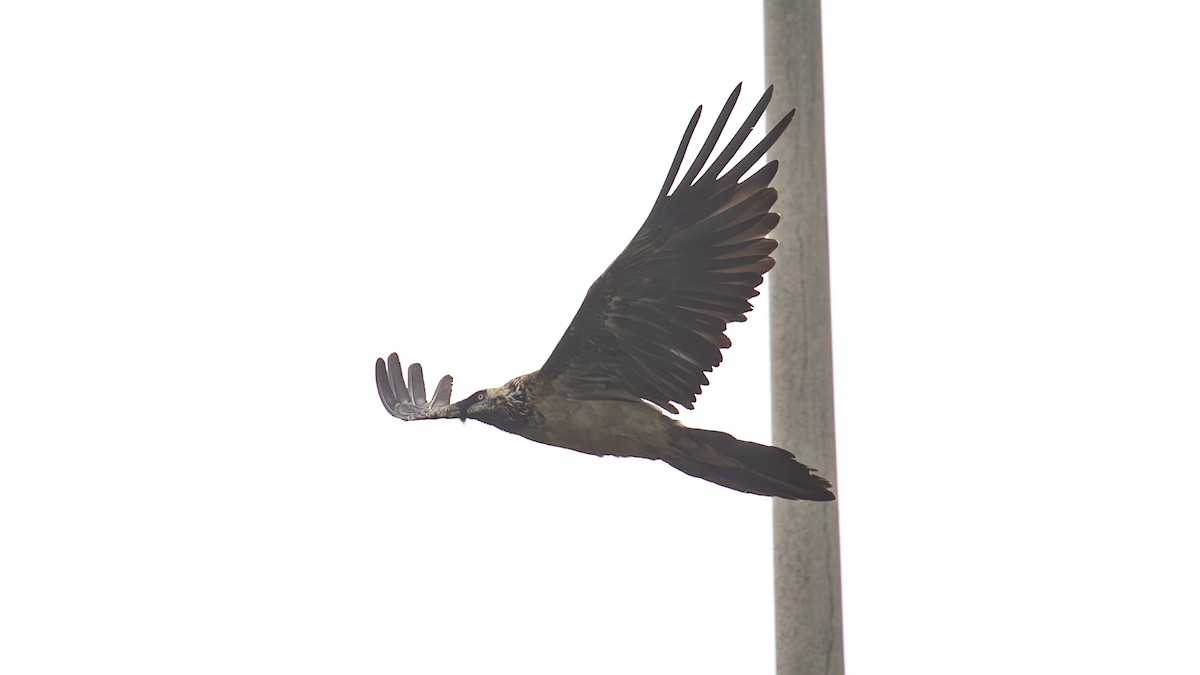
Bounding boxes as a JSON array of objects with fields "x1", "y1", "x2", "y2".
[{"x1": 764, "y1": 1, "x2": 844, "y2": 674}]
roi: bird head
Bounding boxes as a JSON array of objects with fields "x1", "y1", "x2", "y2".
[
  {"x1": 445, "y1": 388, "x2": 491, "y2": 421},
  {"x1": 443, "y1": 378, "x2": 530, "y2": 430}
]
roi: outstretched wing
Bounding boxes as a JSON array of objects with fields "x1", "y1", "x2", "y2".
[
  {"x1": 540, "y1": 85, "x2": 795, "y2": 414},
  {"x1": 375, "y1": 354, "x2": 455, "y2": 420}
]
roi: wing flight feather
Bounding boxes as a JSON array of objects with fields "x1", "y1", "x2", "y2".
[
  {"x1": 375, "y1": 354, "x2": 455, "y2": 420},
  {"x1": 540, "y1": 85, "x2": 795, "y2": 413}
]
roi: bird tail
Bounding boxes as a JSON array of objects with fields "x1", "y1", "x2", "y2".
[{"x1": 664, "y1": 428, "x2": 835, "y2": 501}]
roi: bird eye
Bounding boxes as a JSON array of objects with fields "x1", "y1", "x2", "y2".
[{"x1": 476, "y1": 391, "x2": 485, "y2": 401}]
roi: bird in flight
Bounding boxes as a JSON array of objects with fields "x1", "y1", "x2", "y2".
[{"x1": 376, "y1": 85, "x2": 834, "y2": 501}]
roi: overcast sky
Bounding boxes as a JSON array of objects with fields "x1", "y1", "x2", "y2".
[{"x1": 3, "y1": 2, "x2": 1198, "y2": 673}]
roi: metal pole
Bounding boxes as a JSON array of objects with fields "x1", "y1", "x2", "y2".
[{"x1": 764, "y1": 1, "x2": 844, "y2": 674}]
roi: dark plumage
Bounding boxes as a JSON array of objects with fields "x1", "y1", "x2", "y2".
[{"x1": 376, "y1": 85, "x2": 834, "y2": 501}]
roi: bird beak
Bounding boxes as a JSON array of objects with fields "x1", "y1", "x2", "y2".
[{"x1": 441, "y1": 397, "x2": 474, "y2": 422}]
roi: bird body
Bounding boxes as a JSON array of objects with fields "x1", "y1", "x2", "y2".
[
  {"x1": 447, "y1": 369, "x2": 833, "y2": 501},
  {"x1": 376, "y1": 85, "x2": 835, "y2": 501},
  {"x1": 534, "y1": 398, "x2": 676, "y2": 461}
]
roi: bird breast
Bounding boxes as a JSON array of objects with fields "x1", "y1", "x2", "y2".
[{"x1": 517, "y1": 395, "x2": 681, "y2": 460}]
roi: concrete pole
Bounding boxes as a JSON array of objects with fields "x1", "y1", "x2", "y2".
[{"x1": 764, "y1": 1, "x2": 844, "y2": 674}]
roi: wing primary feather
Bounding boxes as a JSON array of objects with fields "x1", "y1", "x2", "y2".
[
  {"x1": 430, "y1": 375, "x2": 453, "y2": 408},
  {"x1": 720, "y1": 108, "x2": 796, "y2": 187},
  {"x1": 375, "y1": 358, "x2": 399, "y2": 415},
  {"x1": 698, "y1": 85, "x2": 774, "y2": 186},
  {"x1": 650, "y1": 106, "x2": 703, "y2": 217},
  {"x1": 676, "y1": 83, "x2": 742, "y2": 190},
  {"x1": 700, "y1": 161, "x2": 778, "y2": 215},
  {"x1": 386, "y1": 353, "x2": 411, "y2": 405},
  {"x1": 686, "y1": 189, "x2": 779, "y2": 239},
  {"x1": 408, "y1": 363, "x2": 427, "y2": 406}
]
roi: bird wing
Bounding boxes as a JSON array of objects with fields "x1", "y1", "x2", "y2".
[
  {"x1": 375, "y1": 354, "x2": 455, "y2": 420},
  {"x1": 539, "y1": 85, "x2": 795, "y2": 414}
]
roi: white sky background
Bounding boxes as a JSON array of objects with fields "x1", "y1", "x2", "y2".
[{"x1": 2, "y1": 1, "x2": 1197, "y2": 673}]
